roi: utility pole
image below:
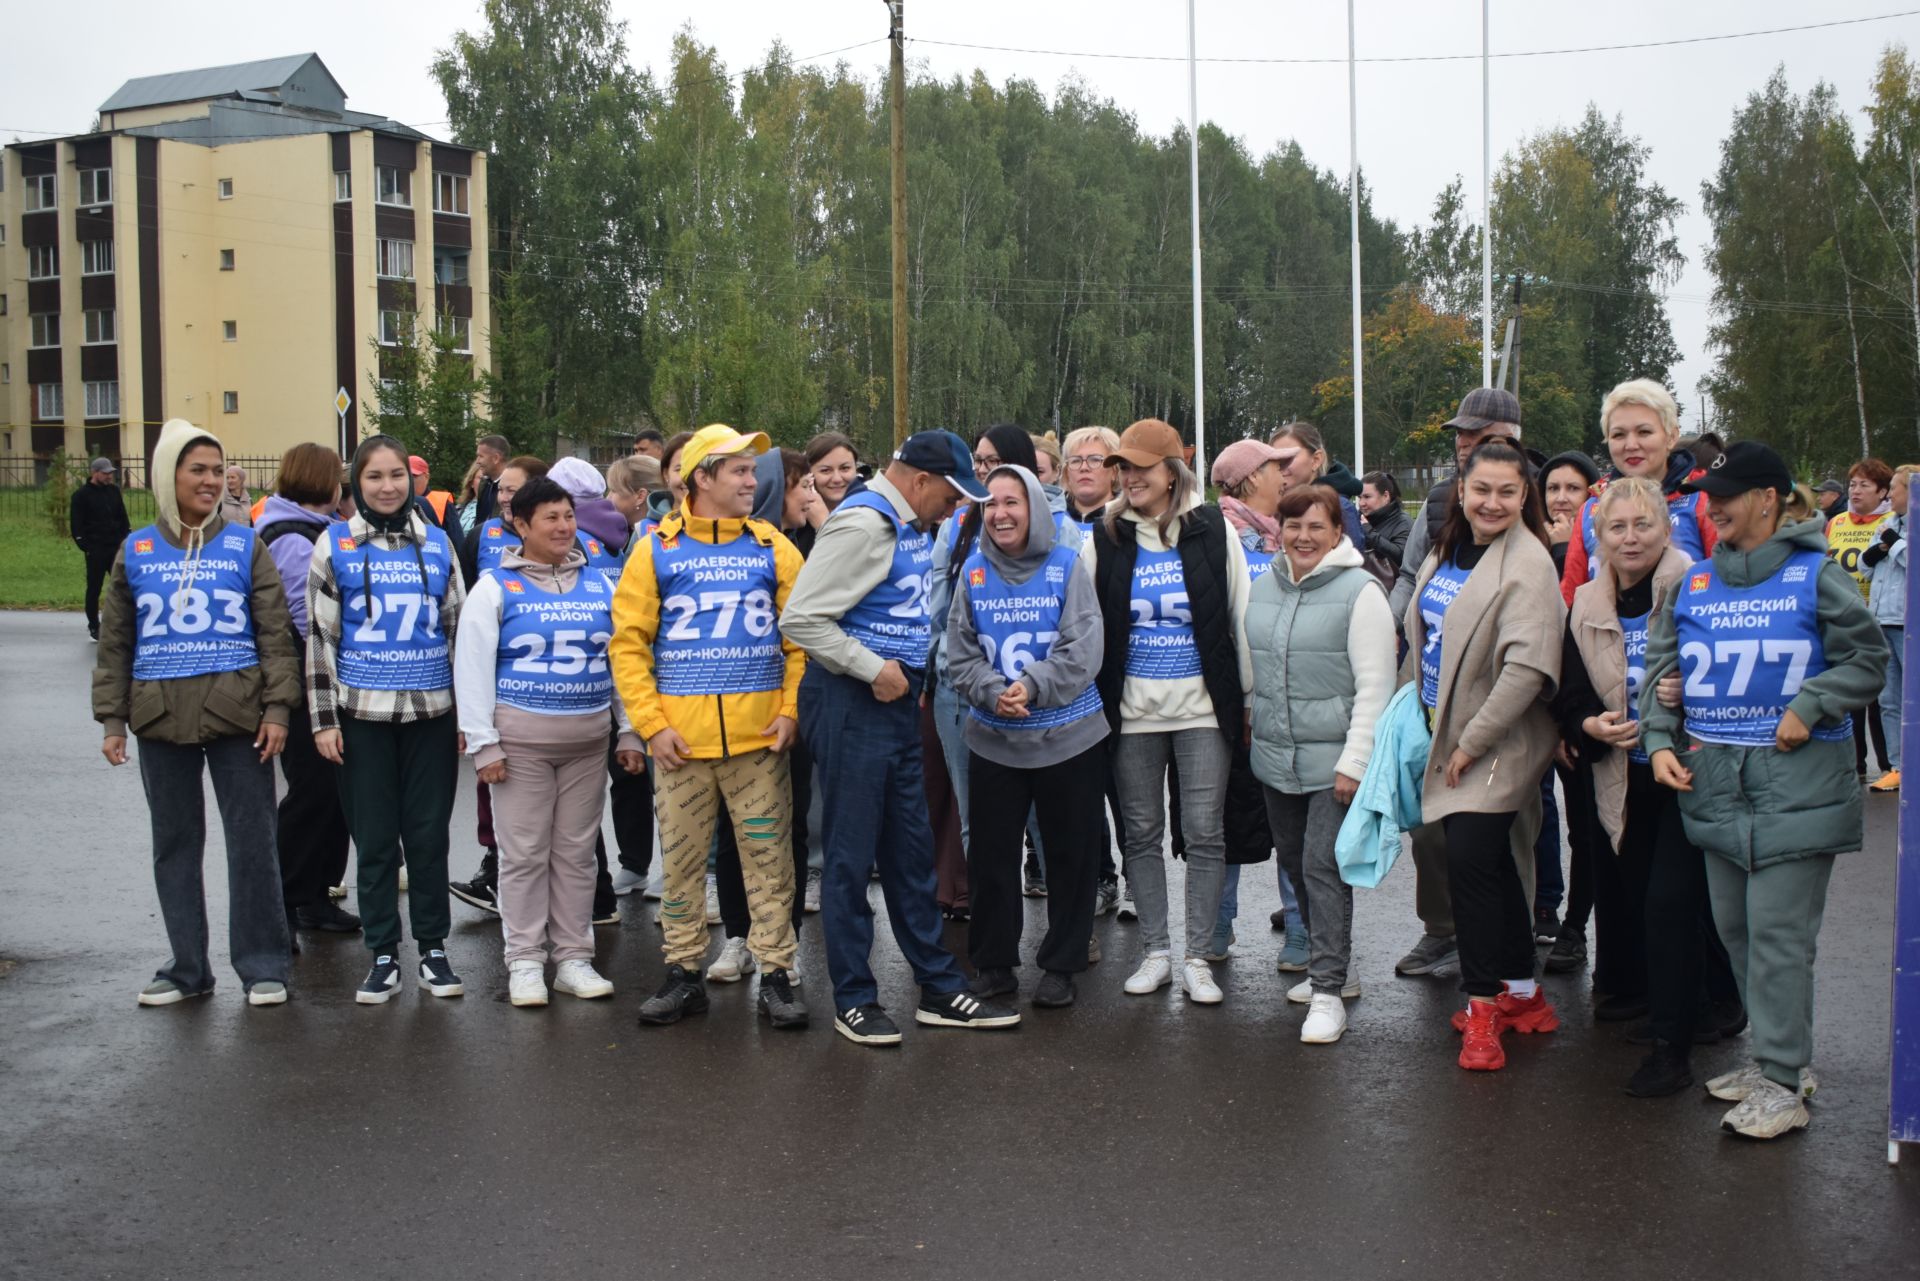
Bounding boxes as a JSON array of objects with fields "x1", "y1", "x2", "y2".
[
  {"x1": 886, "y1": 0, "x2": 909, "y2": 449},
  {"x1": 1187, "y1": 0, "x2": 1206, "y2": 481},
  {"x1": 1347, "y1": 0, "x2": 1364, "y2": 474},
  {"x1": 1480, "y1": 0, "x2": 1493, "y2": 387}
]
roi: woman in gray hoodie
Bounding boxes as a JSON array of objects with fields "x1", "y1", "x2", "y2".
[{"x1": 946, "y1": 464, "x2": 1108, "y2": 1007}]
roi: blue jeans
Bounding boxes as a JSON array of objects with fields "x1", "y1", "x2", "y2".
[
  {"x1": 800, "y1": 666, "x2": 965, "y2": 1009},
  {"x1": 1214, "y1": 854, "x2": 1302, "y2": 935},
  {"x1": 1882, "y1": 625, "x2": 1904, "y2": 772},
  {"x1": 932, "y1": 677, "x2": 972, "y2": 853}
]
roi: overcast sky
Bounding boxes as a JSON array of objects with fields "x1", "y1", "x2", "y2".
[{"x1": 9, "y1": 1, "x2": 1920, "y2": 434}]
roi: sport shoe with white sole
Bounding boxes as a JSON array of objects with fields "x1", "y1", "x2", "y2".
[
  {"x1": 915, "y1": 990, "x2": 1021, "y2": 1029},
  {"x1": 1394, "y1": 933, "x2": 1458, "y2": 976},
  {"x1": 704, "y1": 875, "x2": 722, "y2": 925},
  {"x1": 418, "y1": 949, "x2": 465, "y2": 997},
  {"x1": 137, "y1": 978, "x2": 208, "y2": 1007},
  {"x1": 707, "y1": 936, "x2": 755, "y2": 984},
  {"x1": 509, "y1": 961, "x2": 548, "y2": 1007},
  {"x1": 610, "y1": 866, "x2": 647, "y2": 896},
  {"x1": 398, "y1": 865, "x2": 409, "y2": 892},
  {"x1": 1721, "y1": 1078, "x2": 1810, "y2": 1139},
  {"x1": 553, "y1": 959, "x2": 614, "y2": 999},
  {"x1": 356, "y1": 955, "x2": 401, "y2": 1005},
  {"x1": 1287, "y1": 977, "x2": 1362, "y2": 1003},
  {"x1": 1300, "y1": 992, "x2": 1348, "y2": 1043},
  {"x1": 1116, "y1": 890, "x2": 1138, "y2": 922},
  {"x1": 1124, "y1": 952, "x2": 1173, "y2": 995},
  {"x1": 803, "y1": 867, "x2": 822, "y2": 914},
  {"x1": 1182, "y1": 957, "x2": 1223, "y2": 1005},
  {"x1": 643, "y1": 866, "x2": 665, "y2": 901},
  {"x1": 1706, "y1": 1062, "x2": 1819, "y2": 1102},
  {"x1": 328, "y1": 882, "x2": 348, "y2": 900},
  {"x1": 835, "y1": 1003, "x2": 902, "y2": 1045},
  {"x1": 247, "y1": 981, "x2": 288, "y2": 1007}
]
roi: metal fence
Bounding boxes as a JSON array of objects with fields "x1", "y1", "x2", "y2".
[{"x1": 0, "y1": 455, "x2": 285, "y2": 525}]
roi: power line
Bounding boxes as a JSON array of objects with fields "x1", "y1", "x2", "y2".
[{"x1": 910, "y1": 9, "x2": 1920, "y2": 66}]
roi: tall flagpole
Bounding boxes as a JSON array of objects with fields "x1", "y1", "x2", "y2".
[
  {"x1": 1348, "y1": 0, "x2": 1364, "y2": 473},
  {"x1": 1481, "y1": 0, "x2": 1493, "y2": 387},
  {"x1": 1188, "y1": 0, "x2": 1207, "y2": 479}
]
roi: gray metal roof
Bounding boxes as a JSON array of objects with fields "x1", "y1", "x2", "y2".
[{"x1": 99, "y1": 54, "x2": 335, "y2": 112}]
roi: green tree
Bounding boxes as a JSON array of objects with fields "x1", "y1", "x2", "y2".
[{"x1": 365, "y1": 295, "x2": 488, "y2": 490}]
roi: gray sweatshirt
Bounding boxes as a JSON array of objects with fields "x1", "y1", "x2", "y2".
[{"x1": 945, "y1": 465, "x2": 1108, "y2": 769}]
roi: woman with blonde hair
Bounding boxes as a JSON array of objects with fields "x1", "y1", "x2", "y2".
[{"x1": 1269, "y1": 422, "x2": 1368, "y2": 549}]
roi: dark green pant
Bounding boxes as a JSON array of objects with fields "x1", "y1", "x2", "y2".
[{"x1": 339, "y1": 713, "x2": 457, "y2": 954}]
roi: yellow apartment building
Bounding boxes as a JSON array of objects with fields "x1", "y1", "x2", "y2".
[{"x1": 0, "y1": 53, "x2": 489, "y2": 476}]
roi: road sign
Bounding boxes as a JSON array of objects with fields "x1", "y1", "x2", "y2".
[{"x1": 334, "y1": 387, "x2": 352, "y2": 417}]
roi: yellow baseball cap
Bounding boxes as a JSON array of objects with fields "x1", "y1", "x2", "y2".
[{"x1": 679, "y1": 423, "x2": 771, "y2": 475}]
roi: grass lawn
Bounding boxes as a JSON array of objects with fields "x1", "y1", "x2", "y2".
[{"x1": 0, "y1": 512, "x2": 88, "y2": 610}]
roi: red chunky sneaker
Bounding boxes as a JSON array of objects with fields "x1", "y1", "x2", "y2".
[
  {"x1": 1458, "y1": 1000, "x2": 1506, "y2": 1070},
  {"x1": 1451, "y1": 985, "x2": 1562, "y2": 1034}
]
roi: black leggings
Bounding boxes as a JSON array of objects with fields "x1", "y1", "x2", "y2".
[{"x1": 1445, "y1": 810, "x2": 1534, "y2": 998}]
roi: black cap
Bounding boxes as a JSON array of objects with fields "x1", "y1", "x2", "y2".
[
  {"x1": 1444, "y1": 387, "x2": 1523, "y2": 431},
  {"x1": 1679, "y1": 441, "x2": 1794, "y2": 498},
  {"x1": 895, "y1": 430, "x2": 988, "y2": 500},
  {"x1": 1815, "y1": 478, "x2": 1845, "y2": 497}
]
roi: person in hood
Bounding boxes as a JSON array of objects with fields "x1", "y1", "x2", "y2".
[
  {"x1": 1640, "y1": 441, "x2": 1887, "y2": 1139},
  {"x1": 1559, "y1": 379, "x2": 1716, "y2": 603},
  {"x1": 93, "y1": 419, "x2": 301, "y2": 1007},
  {"x1": 1247, "y1": 484, "x2": 1395, "y2": 1044},
  {"x1": 255, "y1": 443, "x2": 358, "y2": 943},
  {"x1": 1089, "y1": 419, "x2": 1253, "y2": 1006},
  {"x1": 458, "y1": 475, "x2": 641, "y2": 1008},
  {"x1": 945, "y1": 463, "x2": 1108, "y2": 1008},
  {"x1": 550, "y1": 456, "x2": 628, "y2": 569},
  {"x1": 1268, "y1": 422, "x2": 1368, "y2": 550},
  {"x1": 306, "y1": 434, "x2": 467, "y2": 1005}
]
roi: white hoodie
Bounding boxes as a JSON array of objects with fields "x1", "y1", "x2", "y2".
[{"x1": 1113, "y1": 498, "x2": 1255, "y2": 735}]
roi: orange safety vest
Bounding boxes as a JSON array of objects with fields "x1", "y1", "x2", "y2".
[
  {"x1": 250, "y1": 495, "x2": 267, "y2": 523},
  {"x1": 424, "y1": 490, "x2": 453, "y2": 524}
]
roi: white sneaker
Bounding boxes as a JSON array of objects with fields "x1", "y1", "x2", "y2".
[
  {"x1": 1301, "y1": 993, "x2": 1348, "y2": 1043},
  {"x1": 508, "y1": 961, "x2": 548, "y2": 1007},
  {"x1": 1705, "y1": 1062, "x2": 1820, "y2": 1102},
  {"x1": 327, "y1": 882, "x2": 348, "y2": 900},
  {"x1": 552, "y1": 959, "x2": 614, "y2": 999},
  {"x1": 707, "y1": 936, "x2": 756, "y2": 984},
  {"x1": 398, "y1": 865, "x2": 409, "y2": 892},
  {"x1": 1182, "y1": 957, "x2": 1223, "y2": 1004},
  {"x1": 803, "y1": 867, "x2": 822, "y2": 914},
  {"x1": 1117, "y1": 892, "x2": 1138, "y2": 922},
  {"x1": 643, "y1": 866, "x2": 664, "y2": 901},
  {"x1": 611, "y1": 866, "x2": 647, "y2": 896},
  {"x1": 1286, "y1": 977, "x2": 1362, "y2": 1003},
  {"x1": 1720, "y1": 1078, "x2": 1810, "y2": 1139},
  {"x1": 705, "y1": 874, "x2": 722, "y2": 926},
  {"x1": 1123, "y1": 952, "x2": 1173, "y2": 995}
]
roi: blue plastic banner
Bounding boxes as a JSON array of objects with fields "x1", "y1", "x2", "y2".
[{"x1": 1892, "y1": 478, "x2": 1920, "y2": 1163}]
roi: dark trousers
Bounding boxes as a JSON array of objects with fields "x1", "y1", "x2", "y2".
[
  {"x1": 966, "y1": 744, "x2": 1105, "y2": 974},
  {"x1": 338, "y1": 713, "x2": 456, "y2": 954},
  {"x1": 83, "y1": 546, "x2": 116, "y2": 633},
  {"x1": 1444, "y1": 809, "x2": 1533, "y2": 998},
  {"x1": 1593, "y1": 765, "x2": 1657, "y2": 999},
  {"x1": 799, "y1": 666, "x2": 964, "y2": 1009},
  {"x1": 1854, "y1": 701, "x2": 1890, "y2": 774},
  {"x1": 1645, "y1": 787, "x2": 1740, "y2": 1045},
  {"x1": 1558, "y1": 763, "x2": 1598, "y2": 934},
  {"x1": 608, "y1": 734, "x2": 654, "y2": 875},
  {"x1": 137, "y1": 734, "x2": 290, "y2": 993},
  {"x1": 276, "y1": 695, "x2": 350, "y2": 910},
  {"x1": 717, "y1": 735, "x2": 810, "y2": 935},
  {"x1": 1533, "y1": 769, "x2": 1564, "y2": 913},
  {"x1": 922, "y1": 697, "x2": 970, "y2": 910}
]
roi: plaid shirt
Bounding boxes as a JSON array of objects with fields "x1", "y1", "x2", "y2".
[{"x1": 305, "y1": 511, "x2": 465, "y2": 729}]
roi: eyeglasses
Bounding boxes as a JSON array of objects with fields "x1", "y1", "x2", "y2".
[
  {"x1": 973, "y1": 453, "x2": 1002, "y2": 471},
  {"x1": 1066, "y1": 456, "x2": 1108, "y2": 471}
]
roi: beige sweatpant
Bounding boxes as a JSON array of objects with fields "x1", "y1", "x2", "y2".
[
  {"x1": 494, "y1": 746, "x2": 607, "y2": 966},
  {"x1": 656, "y1": 748, "x2": 797, "y2": 972}
]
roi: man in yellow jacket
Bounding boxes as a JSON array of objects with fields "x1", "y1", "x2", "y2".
[{"x1": 610, "y1": 424, "x2": 809, "y2": 1029}]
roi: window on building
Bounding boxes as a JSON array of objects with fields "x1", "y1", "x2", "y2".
[
  {"x1": 334, "y1": 170, "x2": 351, "y2": 201},
  {"x1": 36, "y1": 383, "x2": 63, "y2": 419},
  {"x1": 78, "y1": 168, "x2": 111, "y2": 206},
  {"x1": 219, "y1": 249, "x2": 235, "y2": 271},
  {"x1": 81, "y1": 240, "x2": 113, "y2": 275},
  {"x1": 83, "y1": 309, "x2": 115, "y2": 344},
  {"x1": 433, "y1": 247, "x2": 470, "y2": 286},
  {"x1": 223, "y1": 320, "x2": 237, "y2": 342},
  {"x1": 223, "y1": 391, "x2": 239, "y2": 414},
  {"x1": 0, "y1": 224, "x2": 8, "y2": 247},
  {"x1": 217, "y1": 178, "x2": 234, "y2": 200},
  {"x1": 25, "y1": 173, "x2": 57, "y2": 211},
  {"x1": 375, "y1": 166, "x2": 411, "y2": 207},
  {"x1": 84, "y1": 381, "x2": 119, "y2": 418},
  {"x1": 440, "y1": 313, "x2": 472, "y2": 353},
  {"x1": 0, "y1": 294, "x2": 6, "y2": 315},
  {"x1": 27, "y1": 245, "x2": 57, "y2": 280},
  {"x1": 1, "y1": 364, "x2": 10, "y2": 385},
  {"x1": 377, "y1": 238, "x2": 414, "y2": 280},
  {"x1": 379, "y1": 309, "x2": 412, "y2": 346},
  {"x1": 433, "y1": 172, "x2": 470, "y2": 215},
  {"x1": 29, "y1": 313, "x2": 59, "y2": 349}
]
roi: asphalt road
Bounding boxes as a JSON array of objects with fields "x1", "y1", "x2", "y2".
[{"x1": 2, "y1": 608, "x2": 1916, "y2": 1280}]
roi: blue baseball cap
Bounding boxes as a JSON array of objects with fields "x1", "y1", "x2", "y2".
[{"x1": 895, "y1": 430, "x2": 988, "y2": 500}]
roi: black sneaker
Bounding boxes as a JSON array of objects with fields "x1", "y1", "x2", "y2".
[
  {"x1": 757, "y1": 968, "x2": 809, "y2": 1030},
  {"x1": 1595, "y1": 994, "x2": 1649, "y2": 1022},
  {"x1": 1033, "y1": 971, "x2": 1076, "y2": 1007},
  {"x1": 355, "y1": 954, "x2": 401, "y2": 1005},
  {"x1": 915, "y1": 990, "x2": 1021, "y2": 1030},
  {"x1": 1533, "y1": 907, "x2": 1560, "y2": 946},
  {"x1": 285, "y1": 909, "x2": 302, "y2": 955},
  {"x1": 637, "y1": 964, "x2": 708, "y2": 1026},
  {"x1": 1022, "y1": 865, "x2": 1048, "y2": 898},
  {"x1": 1543, "y1": 924, "x2": 1587, "y2": 974},
  {"x1": 1710, "y1": 998, "x2": 1749, "y2": 1040},
  {"x1": 592, "y1": 899, "x2": 621, "y2": 927},
  {"x1": 1094, "y1": 879, "x2": 1120, "y2": 917},
  {"x1": 834, "y1": 1003, "x2": 902, "y2": 1045},
  {"x1": 295, "y1": 901, "x2": 363, "y2": 933},
  {"x1": 418, "y1": 949, "x2": 464, "y2": 998},
  {"x1": 968, "y1": 967, "x2": 1017, "y2": 999},
  {"x1": 1625, "y1": 1042, "x2": 1694, "y2": 1097},
  {"x1": 448, "y1": 850, "x2": 499, "y2": 914}
]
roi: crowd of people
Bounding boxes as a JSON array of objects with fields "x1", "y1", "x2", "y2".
[{"x1": 85, "y1": 376, "x2": 1899, "y2": 1143}]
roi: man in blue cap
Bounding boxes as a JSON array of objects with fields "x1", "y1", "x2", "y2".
[{"x1": 781, "y1": 431, "x2": 1021, "y2": 1044}]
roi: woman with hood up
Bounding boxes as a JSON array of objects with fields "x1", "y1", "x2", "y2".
[
  {"x1": 946, "y1": 464, "x2": 1108, "y2": 1007},
  {"x1": 306, "y1": 434, "x2": 467, "y2": 1005},
  {"x1": 94, "y1": 419, "x2": 302, "y2": 1007}
]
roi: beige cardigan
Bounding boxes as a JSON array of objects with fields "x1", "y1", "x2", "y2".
[
  {"x1": 1566, "y1": 546, "x2": 1692, "y2": 853},
  {"x1": 1400, "y1": 526, "x2": 1565, "y2": 821}
]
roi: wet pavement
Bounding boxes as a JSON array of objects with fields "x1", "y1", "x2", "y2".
[{"x1": 2, "y1": 607, "x2": 1917, "y2": 1280}]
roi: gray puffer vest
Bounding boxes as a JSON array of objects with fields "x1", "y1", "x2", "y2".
[{"x1": 1247, "y1": 562, "x2": 1374, "y2": 793}]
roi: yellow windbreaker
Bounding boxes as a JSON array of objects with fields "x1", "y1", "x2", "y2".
[{"x1": 609, "y1": 502, "x2": 807, "y2": 758}]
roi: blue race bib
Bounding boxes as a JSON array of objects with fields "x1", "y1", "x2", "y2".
[
  {"x1": 963, "y1": 545, "x2": 1102, "y2": 731},
  {"x1": 1125, "y1": 546, "x2": 1200, "y2": 679},
  {"x1": 1417, "y1": 557, "x2": 1473, "y2": 708},
  {"x1": 495, "y1": 569, "x2": 615, "y2": 714},
  {"x1": 327, "y1": 522, "x2": 455, "y2": 692},
  {"x1": 125, "y1": 525, "x2": 259, "y2": 681},
  {"x1": 647, "y1": 529, "x2": 784, "y2": 696},
  {"x1": 836, "y1": 489, "x2": 934, "y2": 666}
]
